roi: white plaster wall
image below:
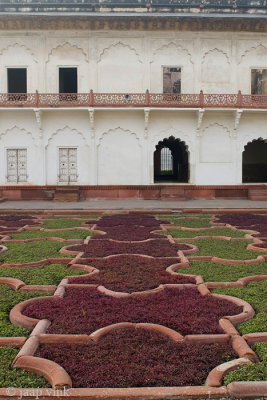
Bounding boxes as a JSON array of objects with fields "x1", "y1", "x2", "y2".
[
  {"x1": 0, "y1": 30, "x2": 266, "y2": 186},
  {"x1": 97, "y1": 127, "x2": 142, "y2": 184},
  {"x1": 0, "y1": 31, "x2": 266, "y2": 94},
  {"x1": 0, "y1": 109, "x2": 265, "y2": 186}
]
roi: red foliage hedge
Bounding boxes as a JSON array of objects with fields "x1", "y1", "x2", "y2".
[
  {"x1": 91, "y1": 226, "x2": 162, "y2": 241},
  {"x1": 38, "y1": 327, "x2": 236, "y2": 388},
  {"x1": 23, "y1": 287, "x2": 243, "y2": 335},
  {"x1": 66, "y1": 239, "x2": 189, "y2": 258},
  {"x1": 69, "y1": 255, "x2": 194, "y2": 291},
  {"x1": 0, "y1": 214, "x2": 40, "y2": 230},
  {"x1": 85, "y1": 214, "x2": 168, "y2": 228},
  {"x1": 216, "y1": 213, "x2": 267, "y2": 237}
]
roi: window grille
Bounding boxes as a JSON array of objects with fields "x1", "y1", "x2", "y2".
[{"x1": 160, "y1": 147, "x2": 173, "y2": 174}]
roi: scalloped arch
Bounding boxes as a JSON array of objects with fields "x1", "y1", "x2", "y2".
[
  {"x1": 97, "y1": 127, "x2": 142, "y2": 147},
  {"x1": 152, "y1": 42, "x2": 193, "y2": 64},
  {"x1": 242, "y1": 136, "x2": 267, "y2": 152},
  {"x1": 46, "y1": 42, "x2": 88, "y2": 63},
  {"x1": 151, "y1": 128, "x2": 192, "y2": 154},
  {"x1": 201, "y1": 48, "x2": 230, "y2": 65},
  {"x1": 201, "y1": 122, "x2": 231, "y2": 137},
  {"x1": 0, "y1": 126, "x2": 37, "y2": 144},
  {"x1": 0, "y1": 43, "x2": 37, "y2": 62},
  {"x1": 98, "y1": 42, "x2": 142, "y2": 63},
  {"x1": 238, "y1": 43, "x2": 267, "y2": 64},
  {"x1": 46, "y1": 126, "x2": 88, "y2": 148}
]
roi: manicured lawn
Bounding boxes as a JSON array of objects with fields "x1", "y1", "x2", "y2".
[
  {"x1": 160, "y1": 217, "x2": 212, "y2": 228},
  {"x1": 0, "y1": 284, "x2": 49, "y2": 337},
  {"x1": 0, "y1": 264, "x2": 86, "y2": 286},
  {"x1": 165, "y1": 228, "x2": 246, "y2": 238},
  {"x1": 213, "y1": 281, "x2": 267, "y2": 334},
  {"x1": 0, "y1": 241, "x2": 75, "y2": 264},
  {"x1": 41, "y1": 219, "x2": 87, "y2": 229},
  {"x1": 0, "y1": 347, "x2": 50, "y2": 388},
  {"x1": 178, "y1": 261, "x2": 267, "y2": 282},
  {"x1": 181, "y1": 238, "x2": 266, "y2": 260},
  {"x1": 8, "y1": 229, "x2": 93, "y2": 240},
  {"x1": 224, "y1": 342, "x2": 267, "y2": 384}
]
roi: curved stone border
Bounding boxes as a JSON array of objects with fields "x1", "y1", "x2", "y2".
[
  {"x1": 0, "y1": 337, "x2": 26, "y2": 347},
  {"x1": 207, "y1": 275, "x2": 267, "y2": 289},
  {"x1": 243, "y1": 332, "x2": 267, "y2": 345},
  {"x1": 0, "y1": 258, "x2": 70, "y2": 268},
  {"x1": 0, "y1": 277, "x2": 25, "y2": 290},
  {"x1": 188, "y1": 254, "x2": 265, "y2": 265},
  {"x1": 227, "y1": 381, "x2": 267, "y2": 398},
  {"x1": 206, "y1": 357, "x2": 252, "y2": 387},
  {"x1": 14, "y1": 356, "x2": 72, "y2": 389}
]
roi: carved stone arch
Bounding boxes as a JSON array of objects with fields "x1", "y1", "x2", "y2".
[
  {"x1": 201, "y1": 48, "x2": 230, "y2": 65},
  {"x1": 201, "y1": 122, "x2": 231, "y2": 138},
  {"x1": 238, "y1": 43, "x2": 267, "y2": 64},
  {"x1": 0, "y1": 126, "x2": 38, "y2": 146},
  {"x1": 152, "y1": 42, "x2": 193, "y2": 64},
  {"x1": 45, "y1": 126, "x2": 89, "y2": 148},
  {"x1": 97, "y1": 42, "x2": 142, "y2": 63},
  {"x1": 46, "y1": 42, "x2": 88, "y2": 63},
  {"x1": 0, "y1": 43, "x2": 37, "y2": 62},
  {"x1": 242, "y1": 136, "x2": 267, "y2": 151},
  {"x1": 151, "y1": 128, "x2": 192, "y2": 154},
  {"x1": 152, "y1": 129, "x2": 191, "y2": 183},
  {"x1": 97, "y1": 127, "x2": 142, "y2": 147}
]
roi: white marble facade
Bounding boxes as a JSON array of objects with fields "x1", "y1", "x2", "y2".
[{"x1": 0, "y1": 30, "x2": 266, "y2": 186}]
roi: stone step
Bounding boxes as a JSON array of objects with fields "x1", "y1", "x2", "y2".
[
  {"x1": 54, "y1": 187, "x2": 80, "y2": 202},
  {"x1": 248, "y1": 188, "x2": 267, "y2": 201},
  {"x1": 161, "y1": 187, "x2": 186, "y2": 201}
]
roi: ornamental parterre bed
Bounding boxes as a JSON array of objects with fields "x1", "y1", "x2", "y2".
[{"x1": 0, "y1": 211, "x2": 266, "y2": 398}]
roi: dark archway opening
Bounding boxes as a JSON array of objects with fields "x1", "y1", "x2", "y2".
[
  {"x1": 154, "y1": 136, "x2": 189, "y2": 183},
  {"x1": 242, "y1": 138, "x2": 267, "y2": 183}
]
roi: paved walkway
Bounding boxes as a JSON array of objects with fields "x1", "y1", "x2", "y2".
[{"x1": 0, "y1": 199, "x2": 266, "y2": 210}]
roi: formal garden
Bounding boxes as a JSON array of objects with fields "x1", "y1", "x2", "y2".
[{"x1": 0, "y1": 212, "x2": 266, "y2": 398}]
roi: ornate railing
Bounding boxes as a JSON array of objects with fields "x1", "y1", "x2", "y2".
[{"x1": 0, "y1": 90, "x2": 266, "y2": 109}]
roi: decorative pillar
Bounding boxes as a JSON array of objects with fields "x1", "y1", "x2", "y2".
[
  {"x1": 33, "y1": 108, "x2": 46, "y2": 185},
  {"x1": 88, "y1": 107, "x2": 97, "y2": 184},
  {"x1": 144, "y1": 108, "x2": 150, "y2": 184}
]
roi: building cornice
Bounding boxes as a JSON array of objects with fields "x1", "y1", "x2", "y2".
[{"x1": 0, "y1": 13, "x2": 266, "y2": 32}]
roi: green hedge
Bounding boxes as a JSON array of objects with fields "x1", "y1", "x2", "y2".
[
  {"x1": 214, "y1": 281, "x2": 267, "y2": 334},
  {"x1": 178, "y1": 261, "x2": 267, "y2": 282},
  {"x1": 224, "y1": 342, "x2": 267, "y2": 384}
]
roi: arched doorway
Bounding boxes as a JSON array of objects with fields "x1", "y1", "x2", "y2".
[
  {"x1": 242, "y1": 138, "x2": 267, "y2": 183},
  {"x1": 154, "y1": 136, "x2": 189, "y2": 183}
]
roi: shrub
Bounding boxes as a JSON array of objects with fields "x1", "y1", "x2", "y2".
[{"x1": 24, "y1": 287, "x2": 243, "y2": 335}]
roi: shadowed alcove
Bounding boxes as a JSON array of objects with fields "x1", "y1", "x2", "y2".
[
  {"x1": 242, "y1": 138, "x2": 267, "y2": 183},
  {"x1": 154, "y1": 136, "x2": 189, "y2": 183}
]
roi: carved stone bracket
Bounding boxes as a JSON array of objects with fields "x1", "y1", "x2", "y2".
[
  {"x1": 196, "y1": 109, "x2": 205, "y2": 137},
  {"x1": 232, "y1": 109, "x2": 243, "y2": 138},
  {"x1": 33, "y1": 108, "x2": 43, "y2": 138},
  {"x1": 88, "y1": 107, "x2": 95, "y2": 138},
  {"x1": 144, "y1": 108, "x2": 150, "y2": 139}
]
